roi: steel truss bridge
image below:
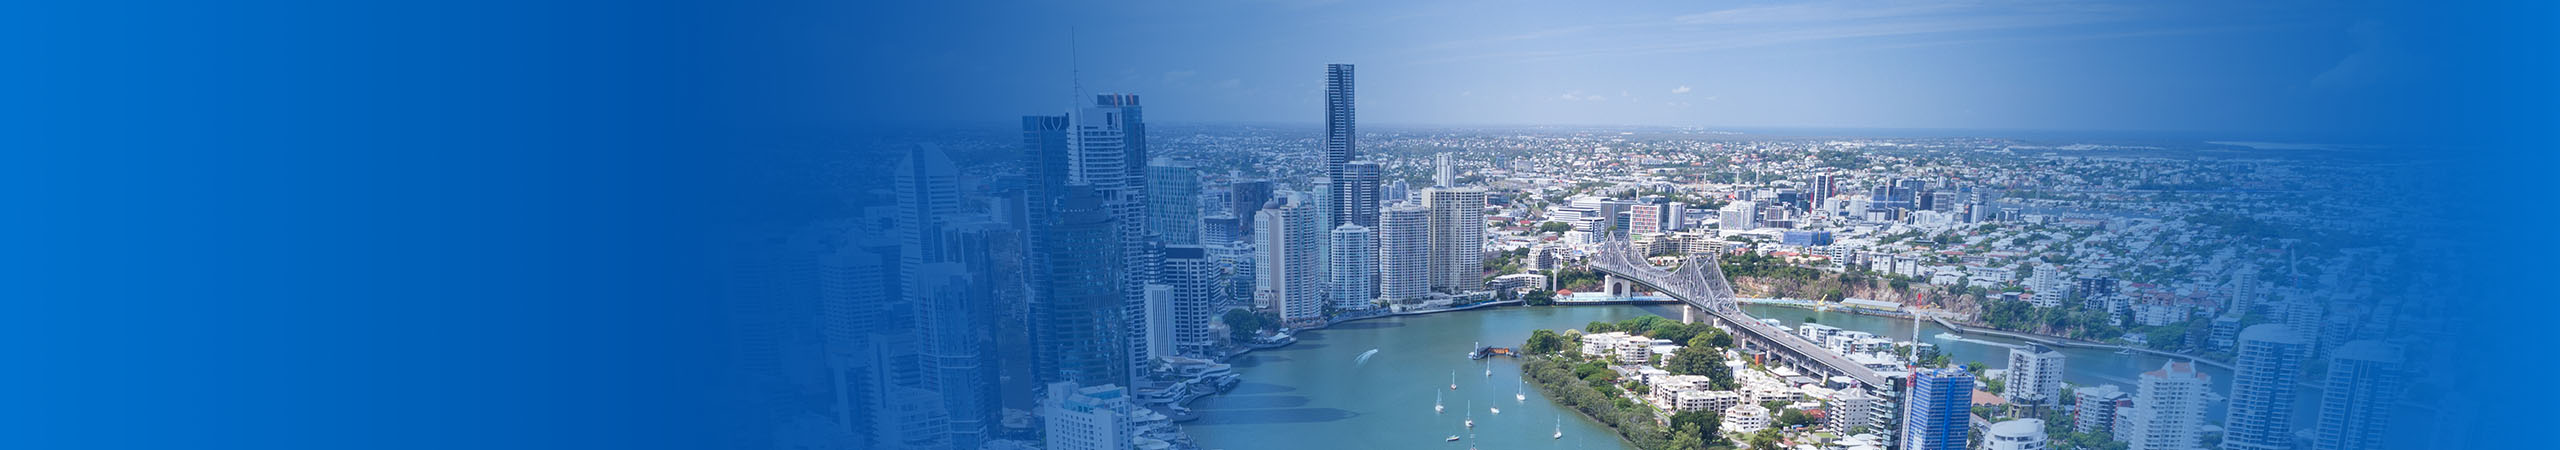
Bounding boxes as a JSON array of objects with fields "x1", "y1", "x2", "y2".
[{"x1": 1587, "y1": 237, "x2": 1893, "y2": 390}]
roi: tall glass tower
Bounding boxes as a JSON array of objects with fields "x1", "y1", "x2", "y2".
[
  {"x1": 1340, "y1": 161, "x2": 1379, "y2": 228},
  {"x1": 1902, "y1": 368, "x2": 1975, "y2": 450},
  {"x1": 1324, "y1": 63, "x2": 1362, "y2": 228}
]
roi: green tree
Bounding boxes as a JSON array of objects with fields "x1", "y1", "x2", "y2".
[
  {"x1": 1587, "y1": 321, "x2": 1617, "y2": 333},
  {"x1": 1776, "y1": 408, "x2": 1815, "y2": 428},
  {"x1": 1666, "y1": 424, "x2": 1706, "y2": 450},
  {"x1": 1524, "y1": 289, "x2": 1558, "y2": 306},
  {"x1": 1526, "y1": 329, "x2": 1567, "y2": 355},
  {"x1": 1222, "y1": 309, "x2": 1264, "y2": 341}
]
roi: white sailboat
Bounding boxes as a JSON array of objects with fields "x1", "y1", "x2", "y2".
[
  {"x1": 1515, "y1": 378, "x2": 1526, "y2": 403},
  {"x1": 1435, "y1": 390, "x2": 1445, "y2": 414},
  {"x1": 1450, "y1": 371, "x2": 1458, "y2": 390},
  {"x1": 1490, "y1": 406, "x2": 1500, "y2": 414},
  {"x1": 1553, "y1": 416, "x2": 1563, "y2": 439},
  {"x1": 1464, "y1": 401, "x2": 1474, "y2": 429}
]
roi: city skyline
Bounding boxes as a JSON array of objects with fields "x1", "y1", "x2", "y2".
[{"x1": 15, "y1": 1, "x2": 2547, "y2": 450}]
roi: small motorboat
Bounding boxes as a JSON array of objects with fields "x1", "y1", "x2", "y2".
[{"x1": 1445, "y1": 435, "x2": 1461, "y2": 442}]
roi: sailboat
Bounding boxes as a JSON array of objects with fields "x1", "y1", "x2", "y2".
[
  {"x1": 1464, "y1": 401, "x2": 1474, "y2": 429},
  {"x1": 1553, "y1": 416, "x2": 1563, "y2": 439},
  {"x1": 1490, "y1": 406, "x2": 1500, "y2": 414},
  {"x1": 1450, "y1": 371, "x2": 1459, "y2": 390},
  {"x1": 1435, "y1": 390, "x2": 1445, "y2": 414},
  {"x1": 1515, "y1": 378, "x2": 1526, "y2": 403}
]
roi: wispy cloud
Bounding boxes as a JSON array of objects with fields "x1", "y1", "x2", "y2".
[{"x1": 1672, "y1": 86, "x2": 1693, "y2": 94}]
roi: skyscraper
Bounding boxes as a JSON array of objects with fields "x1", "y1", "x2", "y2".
[
  {"x1": 895, "y1": 144, "x2": 961, "y2": 281},
  {"x1": 1021, "y1": 115, "x2": 1072, "y2": 235},
  {"x1": 1328, "y1": 224, "x2": 1377, "y2": 310},
  {"x1": 2225, "y1": 324, "x2": 2309, "y2": 450},
  {"x1": 1324, "y1": 64, "x2": 1356, "y2": 176},
  {"x1": 1160, "y1": 245, "x2": 1226, "y2": 357},
  {"x1": 1338, "y1": 161, "x2": 1380, "y2": 228},
  {"x1": 1255, "y1": 193, "x2": 1325, "y2": 328},
  {"x1": 1226, "y1": 180, "x2": 1272, "y2": 241},
  {"x1": 2122, "y1": 361, "x2": 2211, "y2": 450},
  {"x1": 1324, "y1": 64, "x2": 1360, "y2": 230},
  {"x1": 1145, "y1": 159, "x2": 1201, "y2": 245},
  {"x1": 1031, "y1": 187, "x2": 1130, "y2": 388},
  {"x1": 2006, "y1": 344, "x2": 2066, "y2": 407},
  {"x1": 1376, "y1": 203, "x2": 1431, "y2": 303},
  {"x1": 909, "y1": 263, "x2": 991, "y2": 450},
  {"x1": 1433, "y1": 152, "x2": 1455, "y2": 187},
  {"x1": 1073, "y1": 94, "x2": 1158, "y2": 385},
  {"x1": 1902, "y1": 368, "x2": 1975, "y2": 450},
  {"x1": 2311, "y1": 341, "x2": 2403, "y2": 450},
  {"x1": 1424, "y1": 187, "x2": 1488, "y2": 294},
  {"x1": 1809, "y1": 173, "x2": 1837, "y2": 210}
]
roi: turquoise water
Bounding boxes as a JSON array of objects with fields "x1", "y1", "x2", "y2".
[{"x1": 1184, "y1": 305, "x2": 1654, "y2": 450}]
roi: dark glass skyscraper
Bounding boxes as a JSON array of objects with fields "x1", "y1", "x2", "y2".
[
  {"x1": 1324, "y1": 64, "x2": 1363, "y2": 228},
  {"x1": 1146, "y1": 159, "x2": 1201, "y2": 245},
  {"x1": 1339, "y1": 161, "x2": 1379, "y2": 228},
  {"x1": 1030, "y1": 187, "x2": 1130, "y2": 388},
  {"x1": 1226, "y1": 180, "x2": 1271, "y2": 241}
]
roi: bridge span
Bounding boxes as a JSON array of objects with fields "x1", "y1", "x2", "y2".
[{"x1": 1587, "y1": 238, "x2": 1894, "y2": 390}]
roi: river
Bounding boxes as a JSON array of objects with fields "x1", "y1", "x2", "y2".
[
  {"x1": 1185, "y1": 305, "x2": 1654, "y2": 450},
  {"x1": 1187, "y1": 303, "x2": 2259, "y2": 450}
]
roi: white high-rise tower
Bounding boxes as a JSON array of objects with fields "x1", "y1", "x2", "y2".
[
  {"x1": 1424, "y1": 187, "x2": 1488, "y2": 293},
  {"x1": 2311, "y1": 340, "x2": 2403, "y2": 450},
  {"x1": 1377, "y1": 203, "x2": 1431, "y2": 303},
  {"x1": 1328, "y1": 224, "x2": 1376, "y2": 311},
  {"x1": 2225, "y1": 324, "x2": 2309, "y2": 450}
]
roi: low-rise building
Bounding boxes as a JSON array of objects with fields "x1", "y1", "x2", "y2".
[{"x1": 1722, "y1": 402, "x2": 1771, "y2": 435}]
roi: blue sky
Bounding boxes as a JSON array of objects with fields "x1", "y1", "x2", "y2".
[{"x1": 837, "y1": 1, "x2": 2512, "y2": 136}]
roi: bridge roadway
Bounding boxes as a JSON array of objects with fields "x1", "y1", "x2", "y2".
[{"x1": 1588, "y1": 239, "x2": 1893, "y2": 390}]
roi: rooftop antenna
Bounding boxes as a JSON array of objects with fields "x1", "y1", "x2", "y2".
[{"x1": 1069, "y1": 27, "x2": 1085, "y2": 108}]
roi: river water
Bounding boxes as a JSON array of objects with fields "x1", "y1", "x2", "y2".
[
  {"x1": 1186, "y1": 304, "x2": 2251, "y2": 450},
  {"x1": 1185, "y1": 305, "x2": 1653, "y2": 450}
]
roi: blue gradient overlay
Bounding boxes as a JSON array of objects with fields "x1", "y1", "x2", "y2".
[{"x1": 2, "y1": 1, "x2": 2553, "y2": 449}]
